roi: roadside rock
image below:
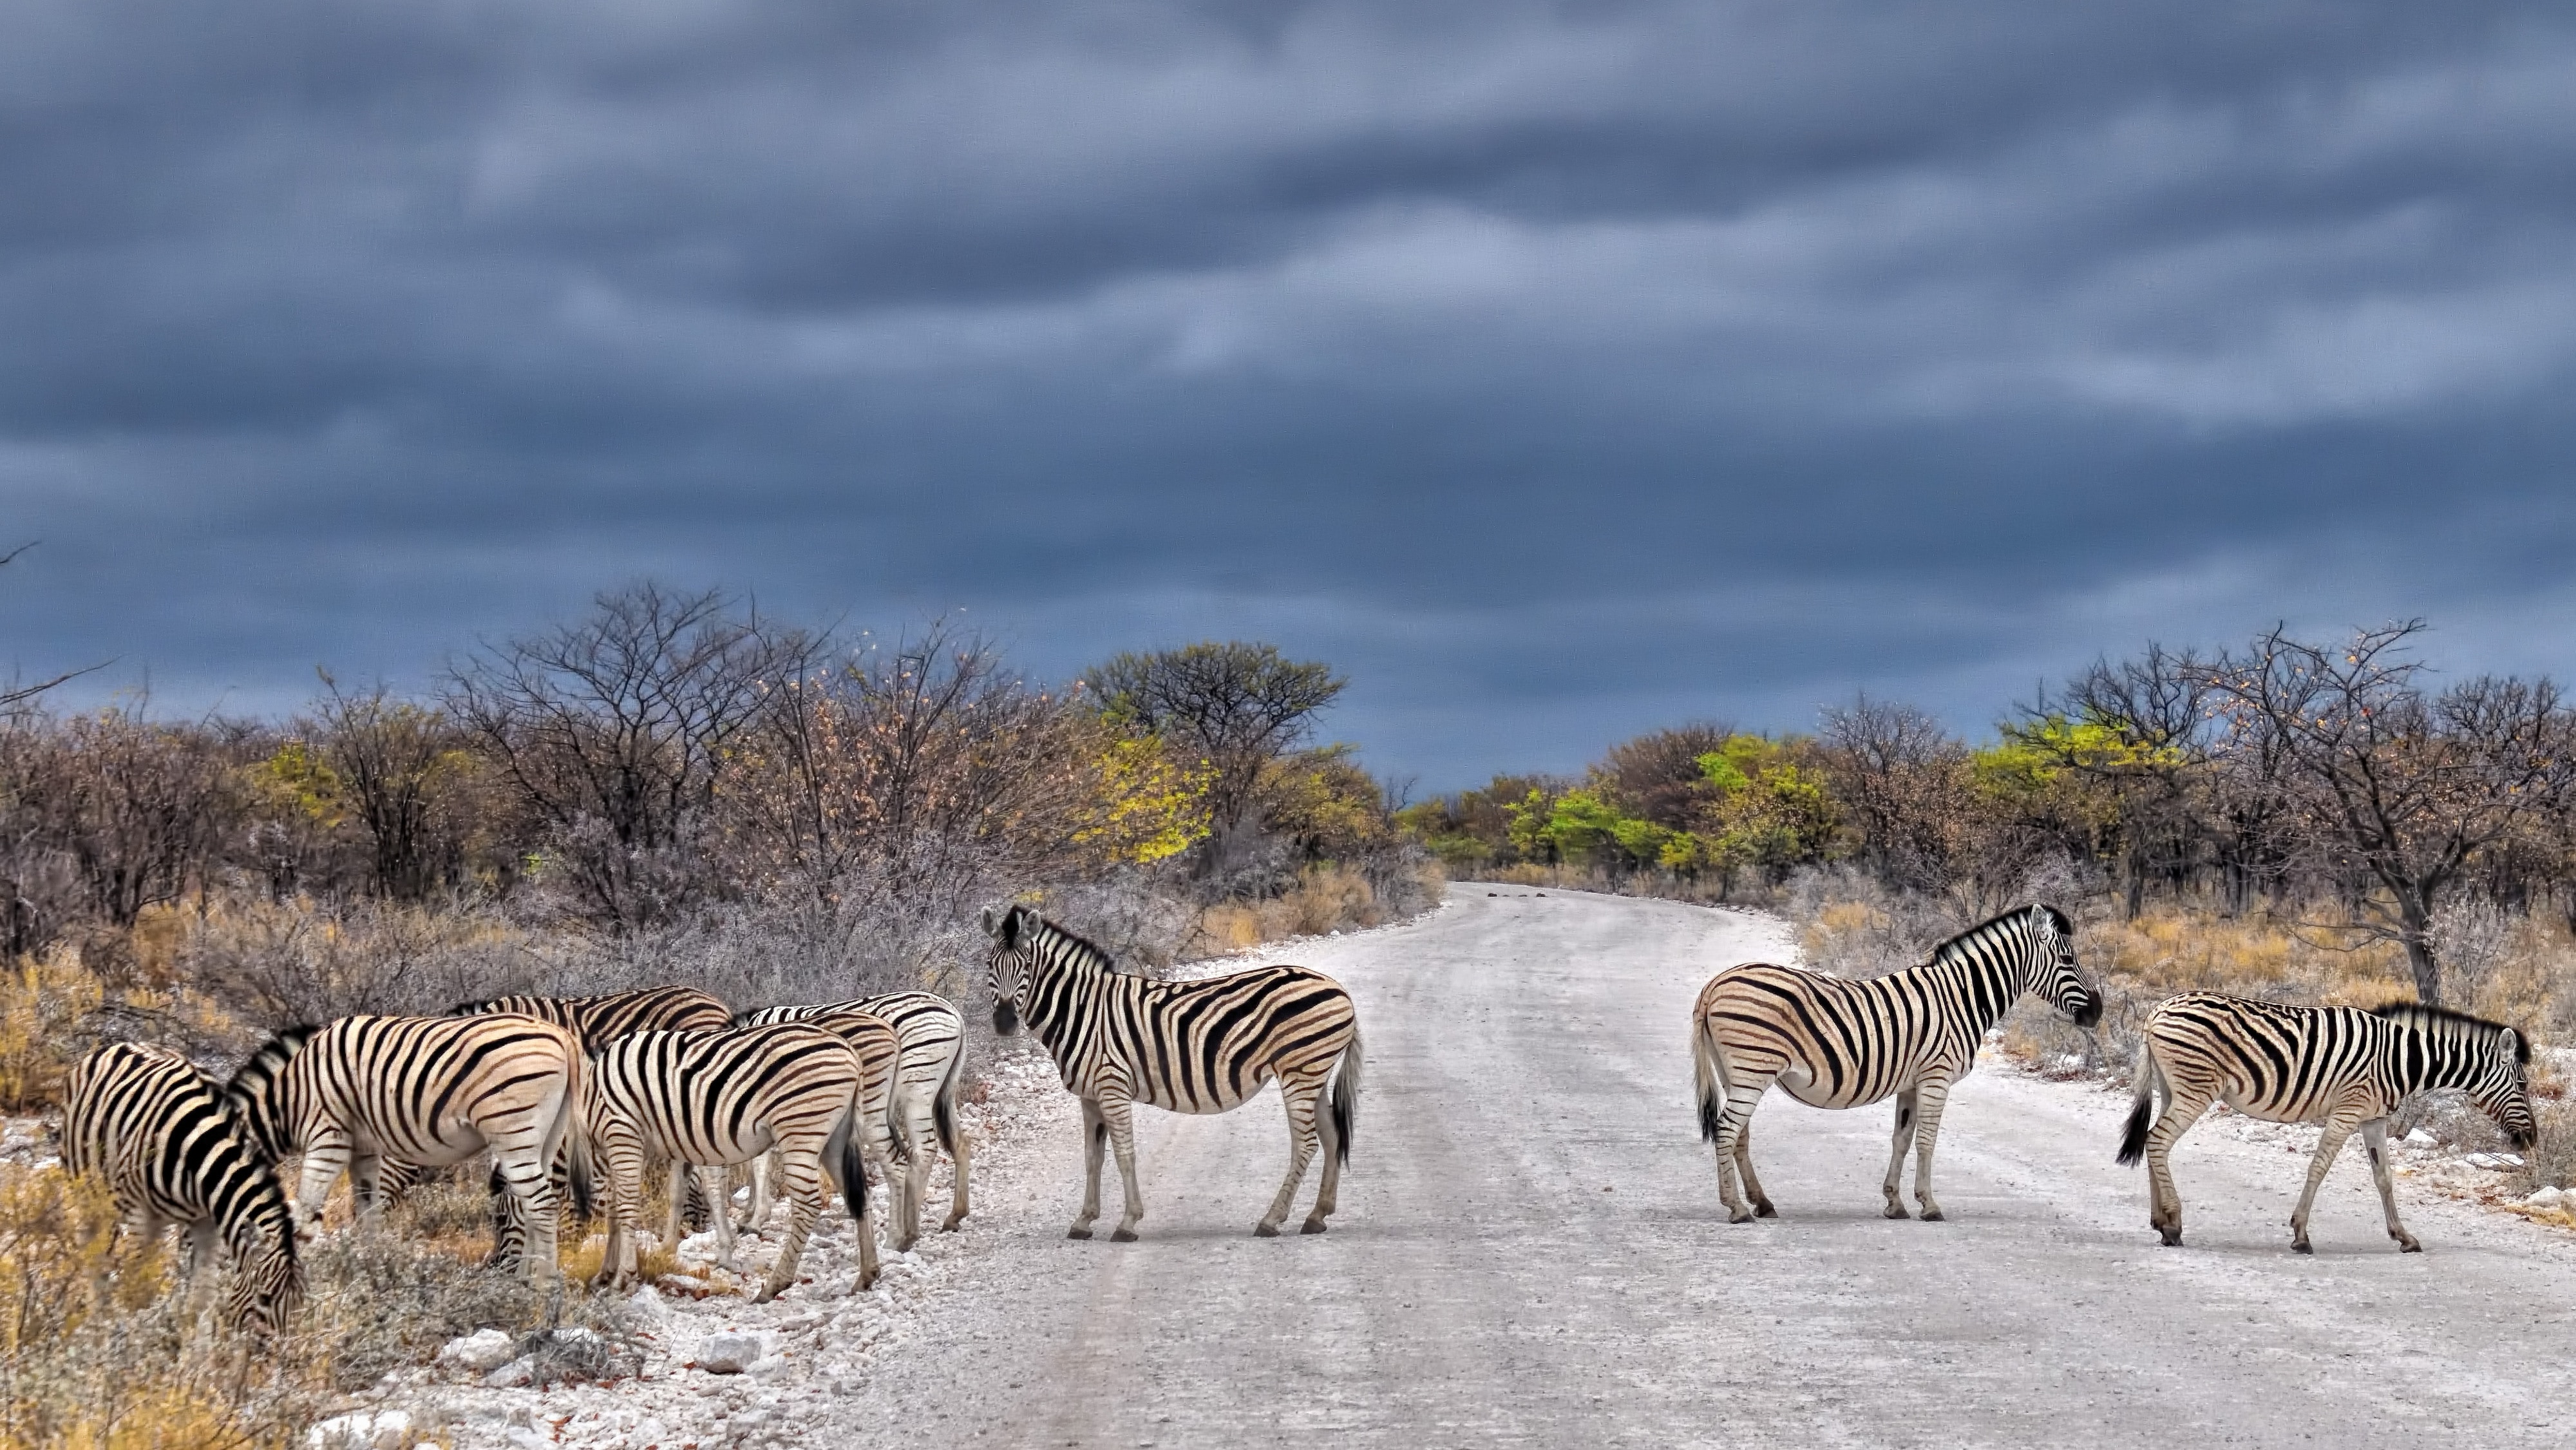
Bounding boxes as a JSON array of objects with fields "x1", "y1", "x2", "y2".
[{"x1": 696, "y1": 1330, "x2": 779, "y2": 1375}]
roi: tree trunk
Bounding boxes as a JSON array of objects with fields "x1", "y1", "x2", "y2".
[{"x1": 2398, "y1": 890, "x2": 2441, "y2": 1004}]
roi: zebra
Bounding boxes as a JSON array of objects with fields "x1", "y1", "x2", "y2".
[
  {"x1": 2116, "y1": 993, "x2": 2537, "y2": 1254},
  {"x1": 984, "y1": 904, "x2": 1363, "y2": 1241},
  {"x1": 738, "y1": 991, "x2": 971, "y2": 1245},
  {"x1": 61, "y1": 1042, "x2": 303, "y2": 1335},
  {"x1": 224, "y1": 1013, "x2": 592, "y2": 1284},
  {"x1": 1690, "y1": 903, "x2": 2101, "y2": 1223},
  {"x1": 440, "y1": 984, "x2": 733, "y2": 1235},
  {"x1": 585, "y1": 1024, "x2": 889, "y2": 1301}
]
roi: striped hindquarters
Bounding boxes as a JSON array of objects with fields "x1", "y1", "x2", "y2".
[
  {"x1": 743, "y1": 992, "x2": 963, "y2": 1143},
  {"x1": 590, "y1": 1025, "x2": 862, "y2": 1170},
  {"x1": 64, "y1": 1042, "x2": 301, "y2": 1332}
]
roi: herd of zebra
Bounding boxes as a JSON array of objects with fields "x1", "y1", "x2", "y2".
[{"x1": 43, "y1": 897, "x2": 2552, "y2": 1353}]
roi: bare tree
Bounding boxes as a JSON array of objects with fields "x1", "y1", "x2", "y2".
[
  {"x1": 1084, "y1": 641, "x2": 1345, "y2": 868},
  {"x1": 2195, "y1": 622, "x2": 2576, "y2": 1002},
  {"x1": 1817, "y1": 694, "x2": 1969, "y2": 892},
  {"x1": 1595, "y1": 723, "x2": 1734, "y2": 829},
  {"x1": 310, "y1": 674, "x2": 477, "y2": 902},
  {"x1": 0, "y1": 707, "x2": 233, "y2": 938},
  {"x1": 444, "y1": 583, "x2": 816, "y2": 929},
  {"x1": 2040, "y1": 644, "x2": 2215, "y2": 918}
]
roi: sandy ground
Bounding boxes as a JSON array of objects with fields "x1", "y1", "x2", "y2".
[{"x1": 411, "y1": 887, "x2": 2576, "y2": 1449}]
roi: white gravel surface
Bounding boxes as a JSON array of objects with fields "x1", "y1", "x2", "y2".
[{"x1": 398, "y1": 888, "x2": 2576, "y2": 1448}]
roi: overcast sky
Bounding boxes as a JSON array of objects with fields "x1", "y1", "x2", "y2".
[{"x1": 4, "y1": 1, "x2": 2573, "y2": 790}]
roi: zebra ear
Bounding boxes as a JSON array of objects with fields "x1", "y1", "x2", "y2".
[{"x1": 981, "y1": 906, "x2": 998, "y2": 937}]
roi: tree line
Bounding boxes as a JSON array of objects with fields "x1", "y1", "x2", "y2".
[
  {"x1": 1399, "y1": 622, "x2": 2576, "y2": 1006},
  {"x1": 0, "y1": 582, "x2": 1411, "y2": 977}
]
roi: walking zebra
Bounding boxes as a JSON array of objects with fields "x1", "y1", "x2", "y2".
[
  {"x1": 1691, "y1": 904, "x2": 2101, "y2": 1223},
  {"x1": 2116, "y1": 993, "x2": 2537, "y2": 1254},
  {"x1": 225, "y1": 1014, "x2": 591, "y2": 1284},
  {"x1": 739, "y1": 991, "x2": 971, "y2": 1245},
  {"x1": 62, "y1": 1043, "x2": 302, "y2": 1335},
  {"x1": 984, "y1": 905, "x2": 1363, "y2": 1241},
  {"x1": 587, "y1": 1024, "x2": 887, "y2": 1301}
]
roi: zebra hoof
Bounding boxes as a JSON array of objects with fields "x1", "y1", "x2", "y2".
[
  {"x1": 2398, "y1": 1239, "x2": 2422, "y2": 1254},
  {"x1": 1754, "y1": 1200, "x2": 1777, "y2": 1218},
  {"x1": 2158, "y1": 1229, "x2": 2183, "y2": 1247},
  {"x1": 2292, "y1": 1240, "x2": 2314, "y2": 1255},
  {"x1": 1918, "y1": 1209, "x2": 1944, "y2": 1223},
  {"x1": 1067, "y1": 1226, "x2": 1093, "y2": 1241},
  {"x1": 1299, "y1": 1219, "x2": 1327, "y2": 1235},
  {"x1": 1253, "y1": 1223, "x2": 1281, "y2": 1238},
  {"x1": 1110, "y1": 1227, "x2": 1139, "y2": 1243},
  {"x1": 1882, "y1": 1203, "x2": 1910, "y2": 1220},
  {"x1": 940, "y1": 1216, "x2": 965, "y2": 1232},
  {"x1": 1727, "y1": 1208, "x2": 1757, "y2": 1225}
]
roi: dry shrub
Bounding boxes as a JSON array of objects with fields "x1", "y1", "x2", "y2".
[
  {"x1": 177, "y1": 899, "x2": 536, "y2": 1035},
  {"x1": 0, "y1": 946, "x2": 103, "y2": 1111},
  {"x1": 1182, "y1": 866, "x2": 1399, "y2": 960}
]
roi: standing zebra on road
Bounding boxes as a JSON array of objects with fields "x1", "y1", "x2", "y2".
[
  {"x1": 2117, "y1": 993, "x2": 2537, "y2": 1254},
  {"x1": 739, "y1": 991, "x2": 971, "y2": 1243},
  {"x1": 62, "y1": 1043, "x2": 303, "y2": 1335},
  {"x1": 1691, "y1": 904, "x2": 2101, "y2": 1223},
  {"x1": 586, "y1": 1024, "x2": 883, "y2": 1301},
  {"x1": 985, "y1": 905, "x2": 1363, "y2": 1242},
  {"x1": 224, "y1": 1014, "x2": 591, "y2": 1284}
]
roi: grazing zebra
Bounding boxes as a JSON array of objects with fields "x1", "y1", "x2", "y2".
[
  {"x1": 1690, "y1": 904, "x2": 2101, "y2": 1223},
  {"x1": 739, "y1": 991, "x2": 971, "y2": 1245},
  {"x1": 62, "y1": 1043, "x2": 303, "y2": 1335},
  {"x1": 586, "y1": 1024, "x2": 885, "y2": 1301},
  {"x1": 984, "y1": 904, "x2": 1363, "y2": 1241},
  {"x1": 2117, "y1": 993, "x2": 2537, "y2": 1254},
  {"x1": 224, "y1": 1014, "x2": 591, "y2": 1284}
]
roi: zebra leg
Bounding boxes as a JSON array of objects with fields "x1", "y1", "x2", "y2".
[
  {"x1": 1069, "y1": 1098, "x2": 1107, "y2": 1240},
  {"x1": 701, "y1": 1165, "x2": 745, "y2": 1270},
  {"x1": 2289, "y1": 1118, "x2": 2358, "y2": 1255},
  {"x1": 349, "y1": 1150, "x2": 386, "y2": 1217},
  {"x1": 1733, "y1": 1118, "x2": 1776, "y2": 1217},
  {"x1": 1909, "y1": 1079, "x2": 1954, "y2": 1221},
  {"x1": 180, "y1": 1218, "x2": 222, "y2": 1317},
  {"x1": 943, "y1": 1120, "x2": 972, "y2": 1234},
  {"x1": 1100, "y1": 1092, "x2": 1147, "y2": 1243},
  {"x1": 755, "y1": 1146, "x2": 828, "y2": 1304},
  {"x1": 2358, "y1": 1120, "x2": 2421, "y2": 1253},
  {"x1": 1308, "y1": 1096, "x2": 1343, "y2": 1232},
  {"x1": 2142, "y1": 1086, "x2": 2211, "y2": 1246},
  {"x1": 292, "y1": 1129, "x2": 355, "y2": 1235},
  {"x1": 1881, "y1": 1091, "x2": 1918, "y2": 1219},
  {"x1": 1260, "y1": 1074, "x2": 1325, "y2": 1237},
  {"x1": 503, "y1": 1155, "x2": 564, "y2": 1287}
]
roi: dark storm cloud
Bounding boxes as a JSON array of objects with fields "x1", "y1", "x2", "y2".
[{"x1": 4, "y1": 0, "x2": 2575, "y2": 785}]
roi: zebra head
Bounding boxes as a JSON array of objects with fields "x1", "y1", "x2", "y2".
[
  {"x1": 224, "y1": 1228, "x2": 303, "y2": 1340},
  {"x1": 2025, "y1": 905, "x2": 2101, "y2": 1028},
  {"x1": 2375, "y1": 1004, "x2": 2537, "y2": 1151},
  {"x1": 984, "y1": 904, "x2": 1039, "y2": 1035},
  {"x1": 223, "y1": 1024, "x2": 317, "y2": 1163}
]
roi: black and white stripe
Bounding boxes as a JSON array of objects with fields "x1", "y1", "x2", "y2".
[
  {"x1": 586, "y1": 1024, "x2": 883, "y2": 1301},
  {"x1": 738, "y1": 991, "x2": 970, "y2": 1246},
  {"x1": 453, "y1": 985, "x2": 732, "y2": 1048},
  {"x1": 2117, "y1": 992, "x2": 2537, "y2": 1253},
  {"x1": 62, "y1": 1042, "x2": 302, "y2": 1335},
  {"x1": 225, "y1": 1013, "x2": 592, "y2": 1284},
  {"x1": 1691, "y1": 904, "x2": 2102, "y2": 1223},
  {"x1": 984, "y1": 905, "x2": 1363, "y2": 1241}
]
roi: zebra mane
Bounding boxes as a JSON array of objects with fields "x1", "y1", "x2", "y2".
[
  {"x1": 2371, "y1": 1001, "x2": 2530, "y2": 1064},
  {"x1": 1927, "y1": 904, "x2": 2063, "y2": 970},
  {"x1": 223, "y1": 1024, "x2": 317, "y2": 1161},
  {"x1": 1025, "y1": 913, "x2": 1121, "y2": 973}
]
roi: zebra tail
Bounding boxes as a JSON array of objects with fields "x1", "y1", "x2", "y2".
[
  {"x1": 561, "y1": 1050, "x2": 597, "y2": 1223},
  {"x1": 1328, "y1": 1027, "x2": 1363, "y2": 1167},
  {"x1": 1692, "y1": 1011, "x2": 1730, "y2": 1143},
  {"x1": 930, "y1": 1046, "x2": 965, "y2": 1163},
  {"x1": 883, "y1": 1079, "x2": 913, "y2": 1167},
  {"x1": 2115, "y1": 1050, "x2": 2158, "y2": 1168},
  {"x1": 832, "y1": 1109, "x2": 871, "y2": 1225}
]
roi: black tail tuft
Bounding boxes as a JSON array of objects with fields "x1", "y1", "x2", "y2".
[
  {"x1": 2116, "y1": 1094, "x2": 2153, "y2": 1167},
  {"x1": 842, "y1": 1120, "x2": 870, "y2": 1224},
  {"x1": 1699, "y1": 1082, "x2": 1723, "y2": 1143}
]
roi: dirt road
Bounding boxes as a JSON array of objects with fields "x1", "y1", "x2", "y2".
[{"x1": 828, "y1": 887, "x2": 2576, "y2": 1448}]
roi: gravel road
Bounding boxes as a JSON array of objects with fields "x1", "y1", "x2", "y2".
[{"x1": 467, "y1": 887, "x2": 2576, "y2": 1448}]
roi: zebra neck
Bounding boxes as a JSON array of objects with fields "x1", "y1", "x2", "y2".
[
  {"x1": 1914, "y1": 953, "x2": 2023, "y2": 1038},
  {"x1": 1023, "y1": 934, "x2": 1116, "y2": 1045}
]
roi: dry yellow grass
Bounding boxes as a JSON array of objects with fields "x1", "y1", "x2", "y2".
[{"x1": 1188, "y1": 865, "x2": 1403, "y2": 958}]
